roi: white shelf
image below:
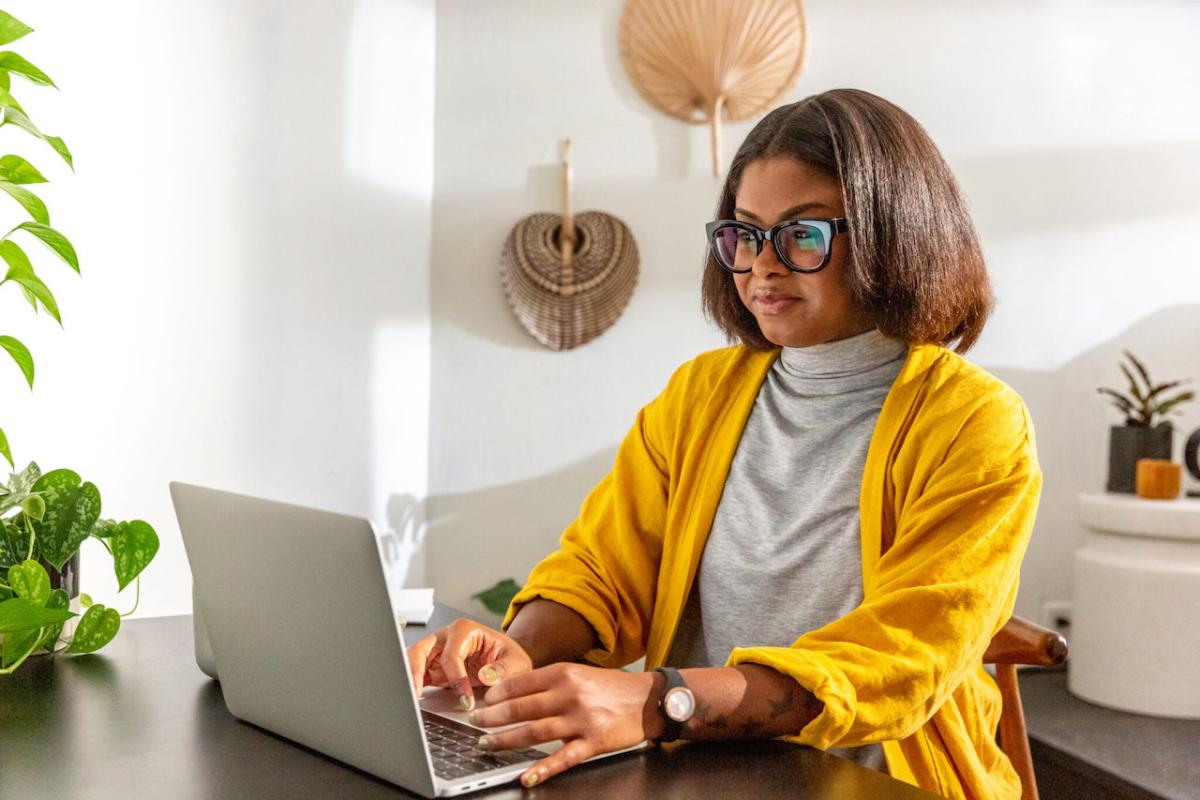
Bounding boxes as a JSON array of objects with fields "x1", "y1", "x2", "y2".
[{"x1": 1077, "y1": 492, "x2": 1200, "y2": 541}]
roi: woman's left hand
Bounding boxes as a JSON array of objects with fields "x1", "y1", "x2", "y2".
[{"x1": 468, "y1": 662, "x2": 663, "y2": 788}]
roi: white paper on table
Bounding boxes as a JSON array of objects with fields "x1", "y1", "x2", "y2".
[{"x1": 393, "y1": 588, "x2": 435, "y2": 625}]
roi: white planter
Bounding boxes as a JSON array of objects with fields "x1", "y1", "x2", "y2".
[{"x1": 1071, "y1": 492, "x2": 1200, "y2": 718}]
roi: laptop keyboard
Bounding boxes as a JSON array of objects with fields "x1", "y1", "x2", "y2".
[{"x1": 421, "y1": 711, "x2": 546, "y2": 781}]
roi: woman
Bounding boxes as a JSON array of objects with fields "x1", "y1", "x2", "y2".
[{"x1": 408, "y1": 88, "x2": 1041, "y2": 799}]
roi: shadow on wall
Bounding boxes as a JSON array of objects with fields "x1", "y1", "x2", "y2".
[
  {"x1": 378, "y1": 492, "x2": 428, "y2": 589},
  {"x1": 987, "y1": 303, "x2": 1200, "y2": 624},
  {"x1": 422, "y1": 445, "x2": 620, "y2": 619}
]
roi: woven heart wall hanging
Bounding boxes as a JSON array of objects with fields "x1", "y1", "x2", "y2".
[{"x1": 501, "y1": 140, "x2": 640, "y2": 351}]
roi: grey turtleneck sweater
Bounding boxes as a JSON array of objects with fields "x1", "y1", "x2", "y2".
[{"x1": 665, "y1": 327, "x2": 908, "y2": 771}]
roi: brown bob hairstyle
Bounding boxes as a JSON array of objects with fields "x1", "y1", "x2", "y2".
[{"x1": 701, "y1": 88, "x2": 993, "y2": 354}]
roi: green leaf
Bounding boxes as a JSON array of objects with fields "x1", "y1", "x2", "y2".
[
  {"x1": 0, "y1": 83, "x2": 24, "y2": 114},
  {"x1": 66, "y1": 604, "x2": 120, "y2": 654},
  {"x1": 31, "y1": 469, "x2": 101, "y2": 572},
  {"x1": 0, "y1": 12, "x2": 33, "y2": 47},
  {"x1": 1155, "y1": 391, "x2": 1196, "y2": 417},
  {"x1": 471, "y1": 578, "x2": 522, "y2": 616},
  {"x1": 0, "y1": 596, "x2": 73, "y2": 633},
  {"x1": 8, "y1": 461, "x2": 40, "y2": 494},
  {"x1": 2, "y1": 236, "x2": 36, "y2": 271},
  {"x1": 0, "y1": 180, "x2": 48, "y2": 223},
  {"x1": 0, "y1": 71, "x2": 6, "y2": 91},
  {"x1": 0, "y1": 52, "x2": 55, "y2": 87},
  {"x1": 1119, "y1": 364, "x2": 1145, "y2": 404},
  {"x1": 0, "y1": 584, "x2": 11, "y2": 601},
  {"x1": 110, "y1": 520, "x2": 159, "y2": 591},
  {"x1": 0, "y1": 426, "x2": 10, "y2": 469},
  {"x1": 20, "y1": 493, "x2": 44, "y2": 520},
  {"x1": 5, "y1": 267, "x2": 59, "y2": 323},
  {"x1": 0, "y1": 103, "x2": 40, "y2": 135},
  {"x1": 0, "y1": 154, "x2": 46, "y2": 184},
  {"x1": 12, "y1": 222, "x2": 78, "y2": 273},
  {"x1": 3, "y1": 624, "x2": 39, "y2": 666},
  {"x1": 1097, "y1": 387, "x2": 1135, "y2": 414},
  {"x1": 7, "y1": 559, "x2": 49, "y2": 604},
  {"x1": 0, "y1": 490, "x2": 31, "y2": 516},
  {"x1": 91, "y1": 518, "x2": 119, "y2": 539},
  {"x1": 1124, "y1": 351, "x2": 1154, "y2": 396},
  {"x1": 1145, "y1": 380, "x2": 1188, "y2": 404},
  {"x1": 0, "y1": 517, "x2": 28, "y2": 564},
  {"x1": 45, "y1": 136, "x2": 71, "y2": 171},
  {"x1": 0, "y1": 334, "x2": 33, "y2": 388},
  {"x1": 79, "y1": 592, "x2": 93, "y2": 608},
  {"x1": 39, "y1": 587, "x2": 68, "y2": 652},
  {"x1": 0, "y1": 240, "x2": 60, "y2": 324},
  {"x1": 0, "y1": 107, "x2": 72, "y2": 169}
]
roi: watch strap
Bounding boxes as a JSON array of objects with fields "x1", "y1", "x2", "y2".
[{"x1": 653, "y1": 667, "x2": 687, "y2": 742}]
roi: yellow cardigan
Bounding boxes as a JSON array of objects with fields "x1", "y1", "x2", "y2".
[{"x1": 503, "y1": 342, "x2": 1042, "y2": 800}]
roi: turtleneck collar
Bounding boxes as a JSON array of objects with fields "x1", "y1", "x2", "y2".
[{"x1": 776, "y1": 328, "x2": 908, "y2": 382}]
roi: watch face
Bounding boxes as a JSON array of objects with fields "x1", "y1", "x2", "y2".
[{"x1": 664, "y1": 687, "x2": 695, "y2": 722}]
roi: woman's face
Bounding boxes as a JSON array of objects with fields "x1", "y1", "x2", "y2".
[{"x1": 731, "y1": 157, "x2": 874, "y2": 348}]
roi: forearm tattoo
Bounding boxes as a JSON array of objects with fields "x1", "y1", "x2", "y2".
[
  {"x1": 684, "y1": 669, "x2": 811, "y2": 740},
  {"x1": 694, "y1": 696, "x2": 730, "y2": 730},
  {"x1": 768, "y1": 688, "x2": 794, "y2": 719}
]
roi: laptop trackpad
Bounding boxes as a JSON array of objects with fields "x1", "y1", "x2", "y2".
[{"x1": 419, "y1": 687, "x2": 560, "y2": 754}]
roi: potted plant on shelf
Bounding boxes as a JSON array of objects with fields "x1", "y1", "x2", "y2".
[
  {"x1": 1097, "y1": 350, "x2": 1195, "y2": 494},
  {"x1": 0, "y1": 9, "x2": 158, "y2": 674}
]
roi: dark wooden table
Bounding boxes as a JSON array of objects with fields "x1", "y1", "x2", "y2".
[{"x1": 0, "y1": 610, "x2": 937, "y2": 799}]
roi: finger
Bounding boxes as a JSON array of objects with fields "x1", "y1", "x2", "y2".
[
  {"x1": 470, "y1": 690, "x2": 557, "y2": 729},
  {"x1": 476, "y1": 654, "x2": 524, "y2": 687},
  {"x1": 407, "y1": 635, "x2": 437, "y2": 694},
  {"x1": 476, "y1": 718, "x2": 568, "y2": 754},
  {"x1": 422, "y1": 643, "x2": 447, "y2": 688},
  {"x1": 438, "y1": 622, "x2": 484, "y2": 710},
  {"x1": 482, "y1": 662, "x2": 559, "y2": 705},
  {"x1": 518, "y1": 738, "x2": 593, "y2": 788}
]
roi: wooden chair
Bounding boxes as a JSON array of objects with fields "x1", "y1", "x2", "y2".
[{"x1": 983, "y1": 616, "x2": 1069, "y2": 800}]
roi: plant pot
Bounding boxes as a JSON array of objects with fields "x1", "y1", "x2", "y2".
[
  {"x1": 1107, "y1": 425, "x2": 1173, "y2": 493},
  {"x1": 38, "y1": 552, "x2": 81, "y2": 655},
  {"x1": 45, "y1": 552, "x2": 80, "y2": 598}
]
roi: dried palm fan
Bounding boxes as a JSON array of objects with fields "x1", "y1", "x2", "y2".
[{"x1": 618, "y1": 0, "x2": 806, "y2": 176}]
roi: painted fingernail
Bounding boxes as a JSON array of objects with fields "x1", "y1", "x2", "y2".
[
  {"x1": 522, "y1": 771, "x2": 540, "y2": 787},
  {"x1": 476, "y1": 736, "x2": 490, "y2": 751},
  {"x1": 466, "y1": 712, "x2": 476, "y2": 726},
  {"x1": 479, "y1": 665, "x2": 499, "y2": 684},
  {"x1": 458, "y1": 694, "x2": 474, "y2": 711}
]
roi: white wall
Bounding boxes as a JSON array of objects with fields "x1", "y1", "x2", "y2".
[
  {"x1": 5, "y1": 0, "x2": 1196, "y2": 632},
  {"x1": 426, "y1": 0, "x2": 1200, "y2": 626},
  {"x1": 1, "y1": 0, "x2": 435, "y2": 616}
]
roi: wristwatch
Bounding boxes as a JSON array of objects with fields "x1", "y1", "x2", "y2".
[{"x1": 653, "y1": 667, "x2": 695, "y2": 742}]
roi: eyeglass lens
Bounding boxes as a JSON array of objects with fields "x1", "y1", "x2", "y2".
[{"x1": 712, "y1": 223, "x2": 828, "y2": 271}]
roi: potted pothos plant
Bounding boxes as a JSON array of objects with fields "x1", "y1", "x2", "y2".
[
  {"x1": 0, "y1": 9, "x2": 158, "y2": 674},
  {"x1": 1098, "y1": 350, "x2": 1195, "y2": 494},
  {"x1": 472, "y1": 578, "x2": 521, "y2": 617}
]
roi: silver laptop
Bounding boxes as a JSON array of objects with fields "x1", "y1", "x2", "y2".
[{"x1": 170, "y1": 482, "x2": 643, "y2": 797}]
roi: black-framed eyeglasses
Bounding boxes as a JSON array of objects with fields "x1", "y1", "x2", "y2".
[{"x1": 705, "y1": 217, "x2": 849, "y2": 274}]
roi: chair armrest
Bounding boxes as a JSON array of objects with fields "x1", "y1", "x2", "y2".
[{"x1": 984, "y1": 616, "x2": 1068, "y2": 666}]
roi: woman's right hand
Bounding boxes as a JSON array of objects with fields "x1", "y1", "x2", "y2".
[{"x1": 407, "y1": 618, "x2": 533, "y2": 710}]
